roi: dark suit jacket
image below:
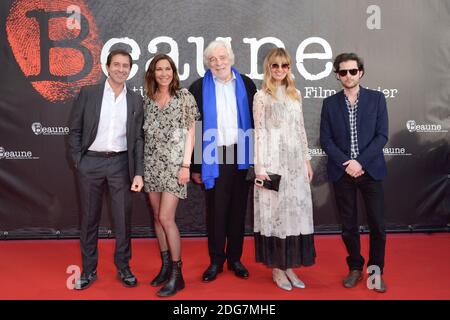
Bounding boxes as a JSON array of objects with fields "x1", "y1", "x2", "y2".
[
  {"x1": 320, "y1": 86, "x2": 388, "y2": 182},
  {"x1": 68, "y1": 81, "x2": 144, "y2": 181},
  {"x1": 188, "y1": 73, "x2": 257, "y2": 173}
]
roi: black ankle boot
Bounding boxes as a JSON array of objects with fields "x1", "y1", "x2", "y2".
[
  {"x1": 157, "y1": 260, "x2": 185, "y2": 297},
  {"x1": 150, "y1": 250, "x2": 171, "y2": 286}
]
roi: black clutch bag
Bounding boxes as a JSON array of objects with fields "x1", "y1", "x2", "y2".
[{"x1": 246, "y1": 167, "x2": 281, "y2": 192}]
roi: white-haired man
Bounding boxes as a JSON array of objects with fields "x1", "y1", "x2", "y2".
[{"x1": 189, "y1": 40, "x2": 256, "y2": 282}]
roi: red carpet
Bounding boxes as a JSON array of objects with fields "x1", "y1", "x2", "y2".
[{"x1": 0, "y1": 233, "x2": 449, "y2": 300}]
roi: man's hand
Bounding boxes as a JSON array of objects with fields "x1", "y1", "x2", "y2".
[
  {"x1": 343, "y1": 160, "x2": 364, "y2": 178},
  {"x1": 130, "y1": 175, "x2": 144, "y2": 192},
  {"x1": 191, "y1": 172, "x2": 203, "y2": 184}
]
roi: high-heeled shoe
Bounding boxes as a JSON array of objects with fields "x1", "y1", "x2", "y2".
[
  {"x1": 272, "y1": 269, "x2": 292, "y2": 291},
  {"x1": 285, "y1": 268, "x2": 306, "y2": 288}
]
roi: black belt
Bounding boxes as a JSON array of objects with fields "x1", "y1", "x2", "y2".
[{"x1": 86, "y1": 150, "x2": 127, "y2": 158}]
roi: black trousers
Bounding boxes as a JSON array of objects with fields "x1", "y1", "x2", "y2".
[
  {"x1": 333, "y1": 173, "x2": 386, "y2": 273},
  {"x1": 77, "y1": 152, "x2": 132, "y2": 273},
  {"x1": 204, "y1": 145, "x2": 250, "y2": 265}
]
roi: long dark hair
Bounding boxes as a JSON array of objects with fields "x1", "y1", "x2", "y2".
[{"x1": 144, "y1": 54, "x2": 180, "y2": 99}]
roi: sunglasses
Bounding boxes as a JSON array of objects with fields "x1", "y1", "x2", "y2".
[
  {"x1": 271, "y1": 63, "x2": 290, "y2": 70},
  {"x1": 337, "y1": 69, "x2": 359, "y2": 77}
]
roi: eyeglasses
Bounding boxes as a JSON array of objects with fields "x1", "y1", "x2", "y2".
[
  {"x1": 271, "y1": 63, "x2": 290, "y2": 70},
  {"x1": 337, "y1": 69, "x2": 359, "y2": 77}
]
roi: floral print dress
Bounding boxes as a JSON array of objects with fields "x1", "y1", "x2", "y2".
[{"x1": 143, "y1": 88, "x2": 200, "y2": 199}]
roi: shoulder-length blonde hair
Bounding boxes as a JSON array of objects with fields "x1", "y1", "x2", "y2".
[
  {"x1": 144, "y1": 54, "x2": 180, "y2": 99},
  {"x1": 261, "y1": 48, "x2": 300, "y2": 102}
]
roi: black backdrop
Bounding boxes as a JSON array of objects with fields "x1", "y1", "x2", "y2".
[{"x1": 0, "y1": 0, "x2": 449, "y2": 239}]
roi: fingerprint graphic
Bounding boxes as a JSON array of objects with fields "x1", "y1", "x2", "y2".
[{"x1": 6, "y1": 0, "x2": 103, "y2": 102}]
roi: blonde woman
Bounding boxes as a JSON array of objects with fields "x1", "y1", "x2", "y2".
[{"x1": 253, "y1": 48, "x2": 316, "y2": 291}]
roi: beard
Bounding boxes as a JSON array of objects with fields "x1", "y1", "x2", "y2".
[{"x1": 342, "y1": 79, "x2": 360, "y2": 90}]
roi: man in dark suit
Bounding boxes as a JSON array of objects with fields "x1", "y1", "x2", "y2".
[
  {"x1": 68, "y1": 49, "x2": 144, "y2": 290},
  {"x1": 320, "y1": 53, "x2": 388, "y2": 293},
  {"x1": 189, "y1": 40, "x2": 256, "y2": 282}
]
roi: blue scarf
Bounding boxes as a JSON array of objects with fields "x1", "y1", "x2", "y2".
[{"x1": 201, "y1": 67, "x2": 252, "y2": 190}]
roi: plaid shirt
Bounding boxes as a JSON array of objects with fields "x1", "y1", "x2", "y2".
[{"x1": 345, "y1": 92, "x2": 360, "y2": 159}]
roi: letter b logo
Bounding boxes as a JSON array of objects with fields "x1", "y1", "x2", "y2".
[{"x1": 6, "y1": 0, "x2": 102, "y2": 102}]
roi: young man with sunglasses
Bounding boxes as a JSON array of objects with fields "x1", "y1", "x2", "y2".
[{"x1": 320, "y1": 53, "x2": 389, "y2": 293}]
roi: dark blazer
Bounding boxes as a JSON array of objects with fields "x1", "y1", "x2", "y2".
[
  {"x1": 320, "y1": 86, "x2": 388, "y2": 182},
  {"x1": 188, "y1": 73, "x2": 257, "y2": 173},
  {"x1": 68, "y1": 82, "x2": 144, "y2": 180}
]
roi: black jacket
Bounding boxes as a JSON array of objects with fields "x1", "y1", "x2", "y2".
[{"x1": 68, "y1": 82, "x2": 144, "y2": 180}]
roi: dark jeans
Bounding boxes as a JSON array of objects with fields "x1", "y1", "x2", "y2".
[
  {"x1": 77, "y1": 152, "x2": 132, "y2": 273},
  {"x1": 333, "y1": 173, "x2": 386, "y2": 273}
]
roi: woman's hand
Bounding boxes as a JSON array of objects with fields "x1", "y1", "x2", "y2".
[
  {"x1": 255, "y1": 174, "x2": 271, "y2": 188},
  {"x1": 191, "y1": 172, "x2": 202, "y2": 184},
  {"x1": 177, "y1": 167, "x2": 190, "y2": 185}
]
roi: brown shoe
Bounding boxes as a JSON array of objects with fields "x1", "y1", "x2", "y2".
[
  {"x1": 343, "y1": 270, "x2": 363, "y2": 288},
  {"x1": 373, "y1": 277, "x2": 387, "y2": 293}
]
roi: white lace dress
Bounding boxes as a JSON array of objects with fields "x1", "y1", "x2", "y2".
[{"x1": 253, "y1": 87, "x2": 315, "y2": 269}]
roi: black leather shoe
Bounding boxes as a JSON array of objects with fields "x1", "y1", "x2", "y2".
[
  {"x1": 227, "y1": 261, "x2": 249, "y2": 279},
  {"x1": 343, "y1": 270, "x2": 363, "y2": 288},
  {"x1": 118, "y1": 267, "x2": 138, "y2": 287},
  {"x1": 75, "y1": 270, "x2": 97, "y2": 290},
  {"x1": 202, "y1": 264, "x2": 223, "y2": 282}
]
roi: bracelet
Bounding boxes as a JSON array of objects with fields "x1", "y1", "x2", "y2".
[{"x1": 181, "y1": 164, "x2": 190, "y2": 169}]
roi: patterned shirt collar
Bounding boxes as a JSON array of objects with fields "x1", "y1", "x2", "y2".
[
  {"x1": 344, "y1": 90, "x2": 360, "y2": 159},
  {"x1": 344, "y1": 89, "x2": 360, "y2": 108}
]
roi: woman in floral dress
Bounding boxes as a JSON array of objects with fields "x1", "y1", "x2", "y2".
[{"x1": 143, "y1": 54, "x2": 199, "y2": 297}]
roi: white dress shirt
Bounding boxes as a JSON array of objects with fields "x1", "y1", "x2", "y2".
[
  {"x1": 89, "y1": 80, "x2": 128, "y2": 152},
  {"x1": 214, "y1": 72, "x2": 238, "y2": 147}
]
